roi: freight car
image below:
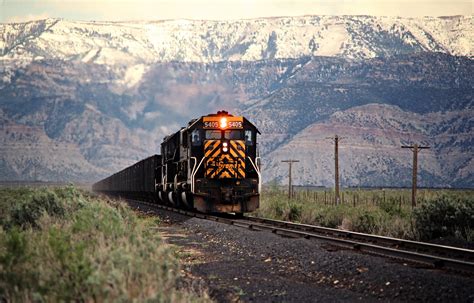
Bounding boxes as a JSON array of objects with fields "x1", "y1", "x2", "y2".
[{"x1": 93, "y1": 110, "x2": 261, "y2": 214}]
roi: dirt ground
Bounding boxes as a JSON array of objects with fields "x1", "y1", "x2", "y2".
[{"x1": 132, "y1": 204, "x2": 474, "y2": 302}]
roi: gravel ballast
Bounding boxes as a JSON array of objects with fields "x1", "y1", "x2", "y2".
[{"x1": 133, "y1": 204, "x2": 474, "y2": 302}]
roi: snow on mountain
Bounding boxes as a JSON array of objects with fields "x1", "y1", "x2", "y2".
[{"x1": 0, "y1": 15, "x2": 471, "y2": 67}]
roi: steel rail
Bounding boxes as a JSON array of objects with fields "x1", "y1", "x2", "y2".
[
  {"x1": 244, "y1": 216, "x2": 474, "y2": 261},
  {"x1": 126, "y1": 199, "x2": 474, "y2": 274}
]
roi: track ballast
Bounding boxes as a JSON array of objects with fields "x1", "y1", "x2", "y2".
[{"x1": 126, "y1": 198, "x2": 474, "y2": 274}]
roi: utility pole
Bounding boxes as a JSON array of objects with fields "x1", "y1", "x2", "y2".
[
  {"x1": 402, "y1": 144, "x2": 430, "y2": 208},
  {"x1": 327, "y1": 135, "x2": 344, "y2": 205},
  {"x1": 282, "y1": 160, "x2": 299, "y2": 199}
]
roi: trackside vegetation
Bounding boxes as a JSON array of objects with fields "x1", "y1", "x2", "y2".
[
  {"x1": 0, "y1": 186, "x2": 210, "y2": 302},
  {"x1": 256, "y1": 188, "x2": 474, "y2": 244}
]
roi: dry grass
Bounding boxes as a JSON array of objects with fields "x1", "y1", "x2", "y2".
[
  {"x1": 0, "y1": 186, "x2": 211, "y2": 302},
  {"x1": 256, "y1": 187, "x2": 473, "y2": 242}
]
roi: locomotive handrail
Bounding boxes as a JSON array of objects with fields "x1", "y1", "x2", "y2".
[
  {"x1": 162, "y1": 164, "x2": 167, "y2": 189},
  {"x1": 190, "y1": 156, "x2": 206, "y2": 193},
  {"x1": 248, "y1": 156, "x2": 261, "y2": 193},
  {"x1": 190, "y1": 157, "x2": 197, "y2": 192}
]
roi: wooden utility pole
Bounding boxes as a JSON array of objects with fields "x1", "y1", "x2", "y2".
[
  {"x1": 327, "y1": 135, "x2": 344, "y2": 205},
  {"x1": 402, "y1": 144, "x2": 430, "y2": 208},
  {"x1": 282, "y1": 160, "x2": 299, "y2": 199}
]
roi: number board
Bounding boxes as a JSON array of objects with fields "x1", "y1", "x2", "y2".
[{"x1": 203, "y1": 116, "x2": 243, "y2": 129}]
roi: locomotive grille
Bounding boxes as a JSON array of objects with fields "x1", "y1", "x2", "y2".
[{"x1": 204, "y1": 140, "x2": 246, "y2": 179}]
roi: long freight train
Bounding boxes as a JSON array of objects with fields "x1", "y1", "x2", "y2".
[{"x1": 92, "y1": 111, "x2": 261, "y2": 214}]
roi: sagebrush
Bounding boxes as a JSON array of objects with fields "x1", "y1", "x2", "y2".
[
  {"x1": 0, "y1": 186, "x2": 210, "y2": 302},
  {"x1": 257, "y1": 188, "x2": 473, "y2": 243}
]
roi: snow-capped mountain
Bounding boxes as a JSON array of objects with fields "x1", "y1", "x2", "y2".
[
  {"x1": 0, "y1": 16, "x2": 472, "y2": 186},
  {"x1": 1, "y1": 15, "x2": 471, "y2": 66}
]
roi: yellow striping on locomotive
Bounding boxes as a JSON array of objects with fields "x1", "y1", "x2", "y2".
[{"x1": 204, "y1": 140, "x2": 246, "y2": 179}]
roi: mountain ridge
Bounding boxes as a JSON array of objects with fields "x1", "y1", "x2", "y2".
[
  {"x1": 0, "y1": 16, "x2": 472, "y2": 187},
  {"x1": 1, "y1": 15, "x2": 471, "y2": 68}
]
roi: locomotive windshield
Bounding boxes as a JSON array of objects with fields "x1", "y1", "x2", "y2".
[
  {"x1": 224, "y1": 130, "x2": 243, "y2": 140},
  {"x1": 205, "y1": 130, "x2": 244, "y2": 140},
  {"x1": 205, "y1": 130, "x2": 221, "y2": 139}
]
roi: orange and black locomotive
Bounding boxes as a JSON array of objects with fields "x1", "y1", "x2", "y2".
[{"x1": 93, "y1": 111, "x2": 261, "y2": 214}]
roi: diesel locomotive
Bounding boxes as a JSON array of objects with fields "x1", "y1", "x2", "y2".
[{"x1": 93, "y1": 111, "x2": 261, "y2": 214}]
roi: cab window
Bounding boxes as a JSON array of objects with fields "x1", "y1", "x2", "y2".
[
  {"x1": 224, "y1": 130, "x2": 243, "y2": 140},
  {"x1": 205, "y1": 130, "x2": 221, "y2": 139},
  {"x1": 191, "y1": 130, "x2": 202, "y2": 146},
  {"x1": 245, "y1": 130, "x2": 253, "y2": 145}
]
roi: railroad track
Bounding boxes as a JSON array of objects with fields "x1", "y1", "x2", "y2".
[{"x1": 129, "y1": 199, "x2": 474, "y2": 274}]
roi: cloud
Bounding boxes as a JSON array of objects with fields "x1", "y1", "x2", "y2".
[{"x1": 153, "y1": 82, "x2": 243, "y2": 117}]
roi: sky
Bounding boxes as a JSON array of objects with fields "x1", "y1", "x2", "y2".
[{"x1": 1, "y1": 0, "x2": 472, "y2": 23}]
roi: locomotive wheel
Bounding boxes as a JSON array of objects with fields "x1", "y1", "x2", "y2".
[
  {"x1": 158, "y1": 190, "x2": 163, "y2": 202},
  {"x1": 159, "y1": 190, "x2": 168, "y2": 204},
  {"x1": 180, "y1": 191, "x2": 193, "y2": 209},
  {"x1": 168, "y1": 191, "x2": 178, "y2": 206}
]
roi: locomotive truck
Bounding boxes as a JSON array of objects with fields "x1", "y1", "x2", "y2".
[{"x1": 93, "y1": 110, "x2": 261, "y2": 214}]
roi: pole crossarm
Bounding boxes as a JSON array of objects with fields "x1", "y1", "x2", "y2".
[{"x1": 401, "y1": 145, "x2": 430, "y2": 149}]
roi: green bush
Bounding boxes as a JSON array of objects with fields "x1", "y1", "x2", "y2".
[
  {"x1": 10, "y1": 190, "x2": 65, "y2": 229},
  {"x1": 0, "y1": 187, "x2": 209, "y2": 302},
  {"x1": 413, "y1": 195, "x2": 474, "y2": 241},
  {"x1": 379, "y1": 197, "x2": 402, "y2": 216},
  {"x1": 317, "y1": 206, "x2": 344, "y2": 228},
  {"x1": 288, "y1": 202, "x2": 302, "y2": 221},
  {"x1": 353, "y1": 211, "x2": 379, "y2": 233}
]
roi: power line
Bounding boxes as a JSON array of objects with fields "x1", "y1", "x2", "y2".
[
  {"x1": 281, "y1": 160, "x2": 299, "y2": 199},
  {"x1": 402, "y1": 144, "x2": 430, "y2": 207}
]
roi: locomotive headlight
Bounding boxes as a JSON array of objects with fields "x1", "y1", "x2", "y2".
[
  {"x1": 223, "y1": 142, "x2": 228, "y2": 147},
  {"x1": 222, "y1": 147, "x2": 229, "y2": 153},
  {"x1": 220, "y1": 117, "x2": 227, "y2": 129}
]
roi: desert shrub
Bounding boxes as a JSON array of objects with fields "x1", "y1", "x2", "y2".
[
  {"x1": 259, "y1": 188, "x2": 472, "y2": 243},
  {"x1": 0, "y1": 187, "x2": 209, "y2": 302},
  {"x1": 378, "y1": 216, "x2": 414, "y2": 239},
  {"x1": 350, "y1": 208, "x2": 393, "y2": 234},
  {"x1": 259, "y1": 188, "x2": 416, "y2": 238},
  {"x1": 10, "y1": 190, "x2": 65, "y2": 229},
  {"x1": 413, "y1": 195, "x2": 474, "y2": 241},
  {"x1": 256, "y1": 190, "x2": 287, "y2": 220},
  {"x1": 379, "y1": 197, "x2": 403, "y2": 216},
  {"x1": 312, "y1": 206, "x2": 345, "y2": 228},
  {"x1": 1, "y1": 186, "x2": 98, "y2": 230},
  {"x1": 352, "y1": 211, "x2": 379, "y2": 233},
  {"x1": 287, "y1": 202, "x2": 302, "y2": 221}
]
